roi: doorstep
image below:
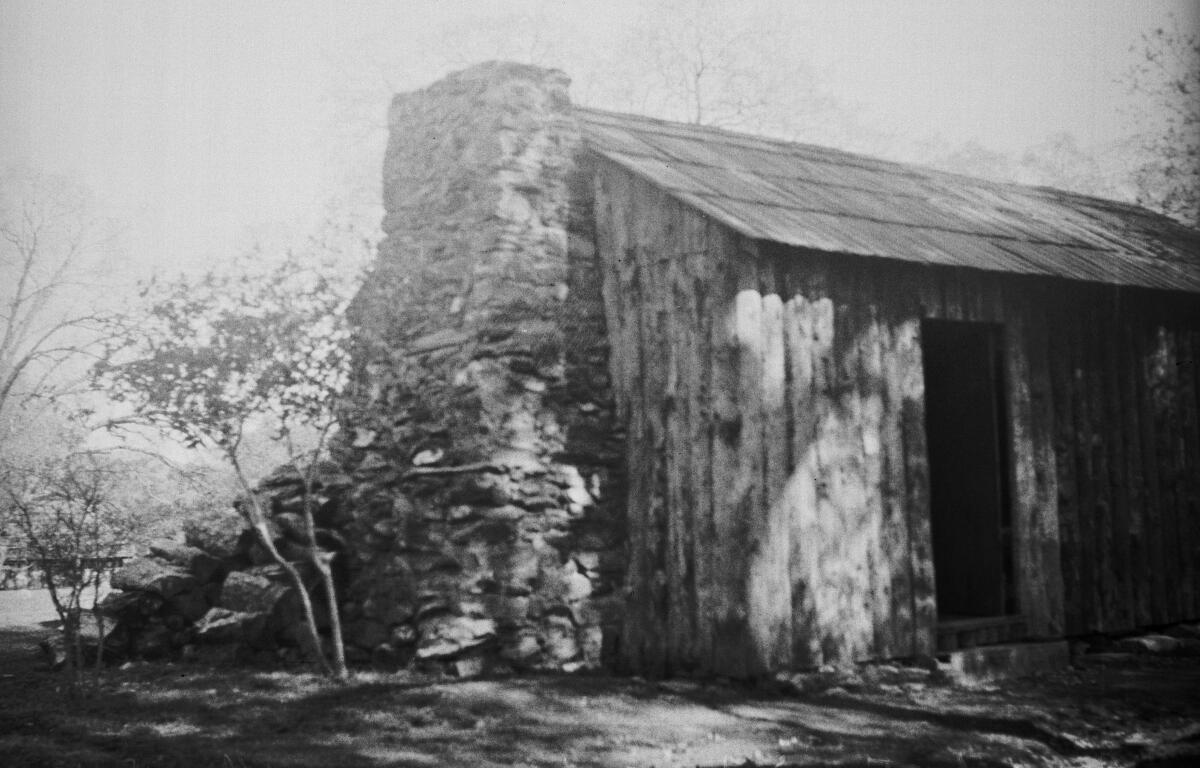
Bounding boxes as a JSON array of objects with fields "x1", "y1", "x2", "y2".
[{"x1": 942, "y1": 640, "x2": 1070, "y2": 684}]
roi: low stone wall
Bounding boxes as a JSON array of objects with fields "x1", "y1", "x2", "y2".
[
  {"x1": 92, "y1": 481, "x2": 345, "y2": 665},
  {"x1": 99, "y1": 446, "x2": 623, "y2": 673}
]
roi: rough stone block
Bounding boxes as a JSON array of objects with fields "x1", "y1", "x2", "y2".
[
  {"x1": 166, "y1": 588, "x2": 210, "y2": 623},
  {"x1": 217, "y1": 571, "x2": 300, "y2": 635},
  {"x1": 500, "y1": 630, "x2": 542, "y2": 664},
  {"x1": 149, "y1": 539, "x2": 222, "y2": 583},
  {"x1": 97, "y1": 590, "x2": 164, "y2": 622},
  {"x1": 111, "y1": 558, "x2": 197, "y2": 599},
  {"x1": 416, "y1": 615, "x2": 497, "y2": 659},
  {"x1": 184, "y1": 508, "x2": 250, "y2": 561},
  {"x1": 542, "y1": 614, "x2": 579, "y2": 662},
  {"x1": 346, "y1": 619, "x2": 390, "y2": 650}
]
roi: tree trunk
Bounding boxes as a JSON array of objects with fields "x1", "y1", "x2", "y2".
[
  {"x1": 313, "y1": 555, "x2": 348, "y2": 680},
  {"x1": 230, "y1": 455, "x2": 333, "y2": 677},
  {"x1": 302, "y1": 425, "x2": 349, "y2": 681},
  {"x1": 92, "y1": 570, "x2": 106, "y2": 690}
]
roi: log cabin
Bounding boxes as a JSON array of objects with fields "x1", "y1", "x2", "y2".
[{"x1": 342, "y1": 62, "x2": 1200, "y2": 678}]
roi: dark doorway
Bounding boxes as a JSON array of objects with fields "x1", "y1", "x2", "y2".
[{"x1": 922, "y1": 320, "x2": 1014, "y2": 619}]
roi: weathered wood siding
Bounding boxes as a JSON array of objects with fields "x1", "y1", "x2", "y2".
[
  {"x1": 593, "y1": 160, "x2": 1200, "y2": 675},
  {"x1": 1048, "y1": 286, "x2": 1200, "y2": 634}
]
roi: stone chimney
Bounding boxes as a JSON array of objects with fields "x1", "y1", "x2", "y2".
[{"x1": 338, "y1": 63, "x2": 624, "y2": 672}]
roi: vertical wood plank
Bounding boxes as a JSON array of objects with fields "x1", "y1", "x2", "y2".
[
  {"x1": 1135, "y1": 317, "x2": 1168, "y2": 625},
  {"x1": 728, "y1": 249, "x2": 766, "y2": 674},
  {"x1": 879, "y1": 264, "x2": 914, "y2": 657},
  {"x1": 594, "y1": 166, "x2": 645, "y2": 670},
  {"x1": 1005, "y1": 284, "x2": 1044, "y2": 631},
  {"x1": 1171, "y1": 323, "x2": 1199, "y2": 618},
  {"x1": 783, "y1": 257, "x2": 825, "y2": 667},
  {"x1": 1187, "y1": 327, "x2": 1200, "y2": 620},
  {"x1": 691, "y1": 217, "x2": 715, "y2": 672},
  {"x1": 1071, "y1": 292, "x2": 1102, "y2": 632},
  {"x1": 708, "y1": 229, "x2": 749, "y2": 677},
  {"x1": 859, "y1": 267, "x2": 891, "y2": 659},
  {"x1": 755, "y1": 253, "x2": 792, "y2": 669},
  {"x1": 1150, "y1": 325, "x2": 1184, "y2": 622},
  {"x1": 941, "y1": 268, "x2": 965, "y2": 321},
  {"x1": 1085, "y1": 289, "x2": 1117, "y2": 633},
  {"x1": 1047, "y1": 289, "x2": 1082, "y2": 634},
  {"x1": 1100, "y1": 289, "x2": 1134, "y2": 631},
  {"x1": 676, "y1": 204, "x2": 710, "y2": 667},
  {"x1": 643, "y1": 188, "x2": 671, "y2": 674},
  {"x1": 662, "y1": 200, "x2": 691, "y2": 670},
  {"x1": 830, "y1": 264, "x2": 875, "y2": 662},
  {"x1": 1023, "y1": 281, "x2": 1065, "y2": 638},
  {"x1": 1118, "y1": 305, "x2": 1150, "y2": 629},
  {"x1": 610, "y1": 177, "x2": 653, "y2": 671},
  {"x1": 805, "y1": 257, "x2": 845, "y2": 663},
  {"x1": 897, "y1": 278, "x2": 935, "y2": 656}
]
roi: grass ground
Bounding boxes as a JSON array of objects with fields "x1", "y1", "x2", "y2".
[{"x1": 2, "y1": 590, "x2": 1198, "y2": 767}]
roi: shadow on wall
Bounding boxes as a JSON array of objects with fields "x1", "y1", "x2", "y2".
[{"x1": 685, "y1": 283, "x2": 929, "y2": 674}]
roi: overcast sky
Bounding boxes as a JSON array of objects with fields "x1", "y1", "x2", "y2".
[{"x1": 2, "y1": 0, "x2": 1195, "y2": 284}]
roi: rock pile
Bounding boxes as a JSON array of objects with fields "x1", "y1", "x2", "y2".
[
  {"x1": 96, "y1": 451, "x2": 623, "y2": 674},
  {"x1": 94, "y1": 534, "x2": 306, "y2": 663}
]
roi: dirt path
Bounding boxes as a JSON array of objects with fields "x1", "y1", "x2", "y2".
[{"x1": 2, "y1": 605, "x2": 1198, "y2": 768}]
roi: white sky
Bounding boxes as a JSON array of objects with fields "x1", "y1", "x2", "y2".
[{"x1": 1, "y1": 0, "x2": 1195, "y2": 284}]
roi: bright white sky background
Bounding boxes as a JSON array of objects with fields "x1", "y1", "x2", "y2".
[{"x1": 2, "y1": 0, "x2": 1196, "y2": 289}]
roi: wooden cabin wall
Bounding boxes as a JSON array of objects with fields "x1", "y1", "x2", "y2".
[
  {"x1": 773, "y1": 252, "x2": 1069, "y2": 662},
  {"x1": 1045, "y1": 284, "x2": 1200, "y2": 635},
  {"x1": 593, "y1": 161, "x2": 1199, "y2": 677},
  {"x1": 594, "y1": 162, "x2": 782, "y2": 676}
]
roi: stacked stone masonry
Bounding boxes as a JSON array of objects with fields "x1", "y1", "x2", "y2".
[{"x1": 335, "y1": 62, "x2": 625, "y2": 671}]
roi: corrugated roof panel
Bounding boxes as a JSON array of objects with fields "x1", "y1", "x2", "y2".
[
  {"x1": 632, "y1": 131, "x2": 744, "y2": 168},
  {"x1": 684, "y1": 194, "x2": 809, "y2": 245},
  {"x1": 579, "y1": 122, "x2": 664, "y2": 158},
  {"x1": 924, "y1": 190, "x2": 1050, "y2": 241},
  {"x1": 599, "y1": 151, "x2": 719, "y2": 197},
  {"x1": 579, "y1": 109, "x2": 1200, "y2": 293},
  {"x1": 994, "y1": 241, "x2": 1189, "y2": 291},
  {"x1": 716, "y1": 144, "x2": 825, "y2": 181},
  {"x1": 678, "y1": 165, "x2": 798, "y2": 208}
]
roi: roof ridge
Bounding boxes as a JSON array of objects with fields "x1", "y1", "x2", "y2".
[
  {"x1": 576, "y1": 104, "x2": 912, "y2": 169},
  {"x1": 576, "y1": 105, "x2": 1200, "y2": 213}
]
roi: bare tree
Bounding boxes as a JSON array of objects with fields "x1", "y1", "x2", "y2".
[
  {"x1": 3, "y1": 448, "x2": 149, "y2": 695},
  {"x1": 0, "y1": 171, "x2": 125, "y2": 576},
  {"x1": 586, "y1": 0, "x2": 853, "y2": 145},
  {"x1": 1125, "y1": 18, "x2": 1200, "y2": 226},
  {"x1": 0, "y1": 172, "x2": 119, "y2": 415}
]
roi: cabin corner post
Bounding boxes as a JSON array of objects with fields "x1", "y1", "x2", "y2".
[{"x1": 339, "y1": 63, "x2": 624, "y2": 672}]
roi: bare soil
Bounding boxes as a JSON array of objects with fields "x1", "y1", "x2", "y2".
[{"x1": 2, "y1": 590, "x2": 1198, "y2": 768}]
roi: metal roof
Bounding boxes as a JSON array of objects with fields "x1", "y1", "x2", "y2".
[{"x1": 578, "y1": 107, "x2": 1200, "y2": 293}]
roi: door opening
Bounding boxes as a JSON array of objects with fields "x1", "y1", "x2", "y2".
[{"x1": 922, "y1": 320, "x2": 1015, "y2": 622}]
